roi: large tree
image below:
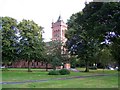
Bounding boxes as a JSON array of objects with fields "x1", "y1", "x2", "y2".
[
  {"x1": 84, "y1": 2, "x2": 120, "y2": 71},
  {"x1": 66, "y1": 12, "x2": 99, "y2": 72},
  {"x1": 17, "y1": 19, "x2": 44, "y2": 72},
  {"x1": 1, "y1": 17, "x2": 18, "y2": 68},
  {"x1": 66, "y1": 2, "x2": 120, "y2": 72}
]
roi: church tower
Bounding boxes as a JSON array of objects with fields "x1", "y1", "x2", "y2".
[
  {"x1": 51, "y1": 15, "x2": 67, "y2": 43},
  {"x1": 51, "y1": 15, "x2": 70, "y2": 69}
]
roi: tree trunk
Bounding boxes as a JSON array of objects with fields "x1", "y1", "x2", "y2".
[
  {"x1": 53, "y1": 66, "x2": 56, "y2": 71},
  {"x1": 85, "y1": 60, "x2": 89, "y2": 72},
  {"x1": 46, "y1": 63, "x2": 48, "y2": 71},
  {"x1": 28, "y1": 61, "x2": 32, "y2": 72}
]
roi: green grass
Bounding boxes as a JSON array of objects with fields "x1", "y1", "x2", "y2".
[
  {"x1": 2, "y1": 68, "x2": 95, "y2": 82},
  {"x1": 2, "y1": 68, "x2": 118, "y2": 88}
]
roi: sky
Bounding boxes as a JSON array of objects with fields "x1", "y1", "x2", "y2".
[{"x1": 0, "y1": 0, "x2": 93, "y2": 42}]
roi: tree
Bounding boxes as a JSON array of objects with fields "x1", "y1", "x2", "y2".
[
  {"x1": 84, "y1": 2, "x2": 120, "y2": 71},
  {"x1": 51, "y1": 56, "x2": 61, "y2": 70},
  {"x1": 111, "y1": 39, "x2": 120, "y2": 71},
  {"x1": 1, "y1": 17, "x2": 18, "y2": 68},
  {"x1": 17, "y1": 19, "x2": 44, "y2": 72},
  {"x1": 70, "y1": 56, "x2": 78, "y2": 68},
  {"x1": 41, "y1": 42, "x2": 53, "y2": 71},
  {"x1": 99, "y1": 46, "x2": 113, "y2": 71},
  {"x1": 66, "y1": 12, "x2": 99, "y2": 72},
  {"x1": 44, "y1": 40, "x2": 63, "y2": 70},
  {"x1": 66, "y1": 2, "x2": 120, "y2": 72}
]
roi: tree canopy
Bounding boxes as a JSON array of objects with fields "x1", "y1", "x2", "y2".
[
  {"x1": 17, "y1": 19, "x2": 44, "y2": 71},
  {"x1": 1, "y1": 17, "x2": 44, "y2": 71},
  {"x1": 1, "y1": 17, "x2": 18, "y2": 67},
  {"x1": 66, "y1": 2, "x2": 120, "y2": 71}
]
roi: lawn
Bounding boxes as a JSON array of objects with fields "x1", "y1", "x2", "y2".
[{"x1": 2, "y1": 68, "x2": 119, "y2": 88}]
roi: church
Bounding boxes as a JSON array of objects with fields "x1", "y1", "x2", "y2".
[{"x1": 10, "y1": 15, "x2": 70, "y2": 69}]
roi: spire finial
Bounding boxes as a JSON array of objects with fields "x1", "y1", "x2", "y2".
[{"x1": 57, "y1": 14, "x2": 63, "y2": 22}]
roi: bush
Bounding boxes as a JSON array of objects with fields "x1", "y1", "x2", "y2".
[
  {"x1": 48, "y1": 70, "x2": 60, "y2": 75},
  {"x1": 59, "y1": 69, "x2": 70, "y2": 75}
]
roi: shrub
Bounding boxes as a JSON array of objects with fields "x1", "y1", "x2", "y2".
[
  {"x1": 59, "y1": 69, "x2": 70, "y2": 75},
  {"x1": 48, "y1": 70, "x2": 60, "y2": 75}
]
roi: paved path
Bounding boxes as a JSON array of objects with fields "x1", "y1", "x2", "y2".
[{"x1": 1, "y1": 74, "x2": 117, "y2": 85}]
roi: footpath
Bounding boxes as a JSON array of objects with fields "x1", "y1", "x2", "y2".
[{"x1": 1, "y1": 74, "x2": 117, "y2": 85}]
